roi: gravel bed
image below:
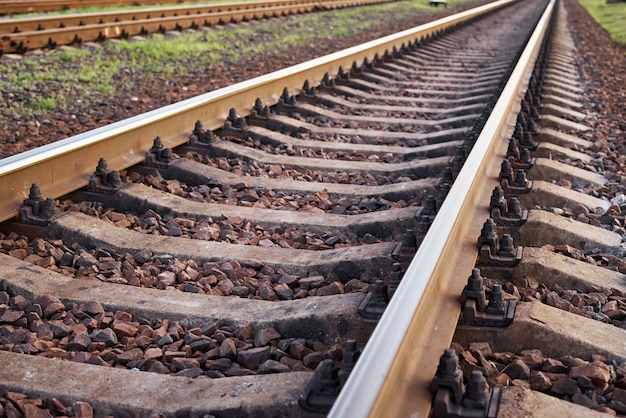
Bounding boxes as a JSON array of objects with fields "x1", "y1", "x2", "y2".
[
  {"x1": 225, "y1": 136, "x2": 407, "y2": 163},
  {"x1": 309, "y1": 102, "x2": 450, "y2": 120},
  {"x1": 59, "y1": 199, "x2": 371, "y2": 250},
  {"x1": 0, "y1": 389, "x2": 98, "y2": 418},
  {"x1": 292, "y1": 112, "x2": 434, "y2": 133},
  {"x1": 453, "y1": 342, "x2": 626, "y2": 416},
  {"x1": 0, "y1": 230, "x2": 373, "y2": 299},
  {"x1": 0, "y1": 291, "x2": 347, "y2": 379},
  {"x1": 479, "y1": 275, "x2": 626, "y2": 329},
  {"x1": 187, "y1": 150, "x2": 417, "y2": 185},
  {"x1": 132, "y1": 169, "x2": 416, "y2": 213},
  {"x1": 298, "y1": 130, "x2": 432, "y2": 146}
]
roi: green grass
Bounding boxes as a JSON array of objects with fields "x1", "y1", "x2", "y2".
[
  {"x1": 577, "y1": 0, "x2": 626, "y2": 45},
  {"x1": 35, "y1": 97, "x2": 59, "y2": 111}
]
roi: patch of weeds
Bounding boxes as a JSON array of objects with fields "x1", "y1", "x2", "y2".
[
  {"x1": 96, "y1": 84, "x2": 115, "y2": 94},
  {"x1": 23, "y1": 60, "x2": 41, "y2": 68},
  {"x1": 56, "y1": 48, "x2": 87, "y2": 63},
  {"x1": 35, "y1": 97, "x2": 58, "y2": 111}
]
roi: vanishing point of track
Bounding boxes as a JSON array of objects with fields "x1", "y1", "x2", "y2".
[
  {"x1": 0, "y1": 0, "x2": 393, "y2": 54},
  {"x1": 2, "y1": 0, "x2": 624, "y2": 416}
]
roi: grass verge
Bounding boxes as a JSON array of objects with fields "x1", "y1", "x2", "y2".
[{"x1": 576, "y1": 0, "x2": 626, "y2": 45}]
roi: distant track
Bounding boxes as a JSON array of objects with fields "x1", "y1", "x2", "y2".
[
  {"x1": 0, "y1": 0, "x2": 393, "y2": 53},
  {"x1": 1, "y1": 0, "x2": 263, "y2": 15}
]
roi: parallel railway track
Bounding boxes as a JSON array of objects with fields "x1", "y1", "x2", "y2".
[
  {"x1": 2, "y1": 0, "x2": 624, "y2": 416},
  {"x1": 0, "y1": 0, "x2": 393, "y2": 54},
  {"x1": 1, "y1": 0, "x2": 210, "y2": 15}
]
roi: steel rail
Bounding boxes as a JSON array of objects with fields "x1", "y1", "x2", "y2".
[
  {"x1": 329, "y1": 0, "x2": 555, "y2": 416},
  {"x1": 0, "y1": 0, "x2": 515, "y2": 224},
  {"x1": 0, "y1": 0, "x2": 380, "y2": 33},
  {"x1": 0, "y1": 0, "x2": 391, "y2": 53}
]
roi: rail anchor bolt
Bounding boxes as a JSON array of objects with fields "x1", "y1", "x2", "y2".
[
  {"x1": 357, "y1": 279, "x2": 388, "y2": 322},
  {"x1": 88, "y1": 157, "x2": 124, "y2": 194},
  {"x1": 298, "y1": 359, "x2": 340, "y2": 413},
  {"x1": 431, "y1": 349, "x2": 501, "y2": 418},
  {"x1": 19, "y1": 183, "x2": 60, "y2": 226}
]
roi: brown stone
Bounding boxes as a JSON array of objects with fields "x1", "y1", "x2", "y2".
[
  {"x1": 171, "y1": 357, "x2": 201, "y2": 370},
  {"x1": 504, "y1": 359, "x2": 530, "y2": 380},
  {"x1": 117, "y1": 348, "x2": 144, "y2": 363},
  {"x1": 219, "y1": 338, "x2": 237, "y2": 359},
  {"x1": 468, "y1": 342, "x2": 493, "y2": 358},
  {"x1": 0, "y1": 309, "x2": 24, "y2": 324},
  {"x1": 143, "y1": 347, "x2": 163, "y2": 360},
  {"x1": 278, "y1": 274, "x2": 299, "y2": 288},
  {"x1": 550, "y1": 378, "x2": 581, "y2": 396},
  {"x1": 254, "y1": 327, "x2": 281, "y2": 347},
  {"x1": 71, "y1": 352, "x2": 92, "y2": 363},
  {"x1": 43, "y1": 302, "x2": 66, "y2": 318},
  {"x1": 520, "y1": 349, "x2": 544, "y2": 370},
  {"x1": 156, "y1": 271, "x2": 177, "y2": 287},
  {"x1": 67, "y1": 333, "x2": 92, "y2": 351},
  {"x1": 545, "y1": 291, "x2": 571, "y2": 310},
  {"x1": 316, "y1": 281, "x2": 344, "y2": 296},
  {"x1": 72, "y1": 401, "x2": 93, "y2": 418},
  {"x1": 492, "y1": 352, "x2": 516, "y2": 364},
  {"x1": 299, "y1": 276, "x2": 326, "y2": 290},
  {"x1": 273, "y1": 283, "x2": 293, "y2": 300},
  {"x1": 87, "y1": 356, "x2": 110, "y2": 367},
  {"x1": 303, "y1": 351, "x2": 326, "y2": 369},
  {"x1": 559, "y1": 356, "x2": 588, "y2": 368},
  {"x1": 529, "y1": 371, "x2": 552, "y2": 391},
  {"x1": 290, "y1": 340, "x2": 313, "y2": 360},
  {"x1": 146, "y1": 360, "x2": 170, "y2": 374},
  {"x1": 112, "y1": 320, "x2": 140, "y2": 338},
  {"x1": 223, "y1": 363, "x2": 254, "y2": 376},
  {"x1": 48, "y1": 398, "x2": 68, "y2": 415},
  {"x1": 259, "y1": 359, "x2": 291, "y2": 373},
  {"x1": 259, "y1": 283, "x2": 278, "y2": 301},
  {"x1": 175, "y1": 367, "x2": 203, "y2": 378},
  {"x1": 205, "y1": 358, "x2": 232, "y2": 371},
  {"x1": 216, "y1": 278, "x2": 235, "y2": 295},
  {"x1": 474, "y1": 351, "x2": 499, "y2": 378},
  {"x1": 570, "y1": 361, "x2": 612, "y2": 385},
  {"x1": 344, "y1": 278, "x2": 369, "y2": 293},
  {"x1": 237, "y1": 346, "x2": 271, "y2": 369},
  {"x1": 542, "y1": 358, "x2": 568, "y2": 373},
  {"x1": 90, "y1": 328, "x2": 118, "y2": 347},
  {"x1": 163, "y1": 350, "x2": 186, "y2": 362}
]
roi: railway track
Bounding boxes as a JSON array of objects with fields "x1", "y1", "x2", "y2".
[
  {"x1": 1, "y1": 0, "x2": 207, "y2": 15},
  {"x1": 0, "y1": 0, "x2": 392, "y2": 54},
  {"x1": 1, "y1": 0, "x2": 623, "y2": 416}
]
